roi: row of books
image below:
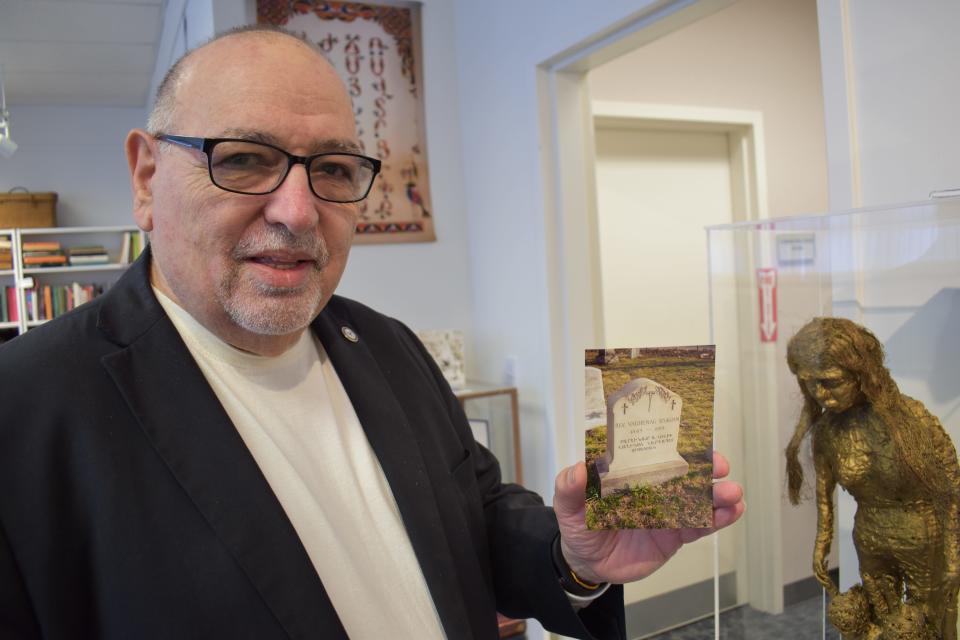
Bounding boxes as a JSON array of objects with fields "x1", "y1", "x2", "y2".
[
  {"x1": 22, "y1": 241, "x2": 111, "y2": 268},
  {"x1": 121, "y1": 231, "x2": 144, "y2": 264},
  {"x1": 11, "y1": 232, "x2": 143, "y2": 269},
  {"x1": 2, "y1": 283, "x2": 105, "y2": 323}
]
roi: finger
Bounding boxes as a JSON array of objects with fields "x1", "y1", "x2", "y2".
[
  {"x1": 712, "y1": 451, "x2": 730, "y2": 479},
  {"x1": 552, "y1": 461, "x2": 588, "y2": 523},
  {"x1": 712, "y1": 500, "x2": 745, "y2": 530},
  {"x1": 712, "y1": 480, "x2": 743, "y2": 508}
]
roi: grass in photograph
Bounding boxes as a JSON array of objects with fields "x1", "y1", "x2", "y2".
[{"x1": 585, "y1": 349, "x2": 715, "y2": 529}]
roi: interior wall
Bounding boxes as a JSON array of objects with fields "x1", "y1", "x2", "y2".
[
  {"x1": 847, "y1": 1, "x2": 960, "y2": 205},
  {"x1": 593, "y1": 125, "x2": 732, "y2": 346},
  {"x1": 336, "y1": 0, "x2": 474, "y2": 334},
  {"x1": 0, "y1": 106, "x2": 143, "y2": 227},
  {"x1": 452, "y1": 0, "x2": 675, "y2": 506},
  {"x1": 588, "y1": 0, "x2": 829, "y2": 219}
]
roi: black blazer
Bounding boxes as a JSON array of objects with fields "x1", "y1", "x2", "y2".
[{"x1": 0, "y1": 251, "x2": 624, "y2": 640}]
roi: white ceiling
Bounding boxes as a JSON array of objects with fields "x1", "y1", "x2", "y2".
[{"x1": 0, "y1": 0, "x2": 165, "y2": 107}]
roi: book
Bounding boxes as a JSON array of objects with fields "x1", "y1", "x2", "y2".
[
  {"x1": 120, "y1": 232, "x2": 131, "y2": 264},
  {"x1": 22, "y1": 241, "x2": 61, "y2": 252},
  {"x1": 131, "y1": 232, "x2": 142, "y2": 260},
  {"x1": 67, "y1": 245, "x2": 108, "y2": 256},
  {"x1": 584, "y1": 346, "x2": 716, "y2": 530},
  {"x1": 42, "y1": 286, "x2": 51, "y2": 320},
  {"x1": 23, "y1": 255, "x2": 68, "y2": 266},
  {"x1": 27, "y1": 289, "x2": 37, "y2": 323},
  {"x1": 68, "y1": 254, "x2": 110, "y2": 266}
]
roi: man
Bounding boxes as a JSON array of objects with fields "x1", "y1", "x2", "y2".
[{"x1": 0, "y1": 26, "x2": 743, "y2": 639}]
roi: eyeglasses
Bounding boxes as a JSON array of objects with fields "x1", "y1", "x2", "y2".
[{"x1": 155, "y1": 135, "x2": 381, "y2": 203}]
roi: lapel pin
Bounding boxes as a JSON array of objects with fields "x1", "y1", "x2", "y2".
[{"x1": 341, "y1": 326, "x2": 359, "y2": 343}]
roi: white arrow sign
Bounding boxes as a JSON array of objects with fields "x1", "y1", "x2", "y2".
[{"x1": 757, "y1": 268, "x2": 778, "y2": 343}]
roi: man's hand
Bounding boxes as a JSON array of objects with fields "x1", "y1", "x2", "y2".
[{"x1": 551, "y1": 451, "x2": 745, "y2": 585}]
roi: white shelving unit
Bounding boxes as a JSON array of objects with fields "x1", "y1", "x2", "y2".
[
  {"x1": 0, "y1": 228, "x2": 16, "y2": 332},
  {"x1": 1, "y1": 226, "x2": 146, "y2": 336}
]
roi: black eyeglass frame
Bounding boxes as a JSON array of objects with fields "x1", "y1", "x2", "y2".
[{"x1": 155, "y1": 134, "x2": 382, "y2": 203}]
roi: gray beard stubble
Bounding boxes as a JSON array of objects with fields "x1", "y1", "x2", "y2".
[{"x1": 218, "y1": 227, "x2": 330, "y2": 336}]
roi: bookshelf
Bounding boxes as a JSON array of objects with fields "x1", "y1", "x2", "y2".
[
  {"x1": 0, "y1": 226, "x2": 146, "y2": 337},
  {"x1": 0, "y1": 229, "x2": 15, "y2": 333}
]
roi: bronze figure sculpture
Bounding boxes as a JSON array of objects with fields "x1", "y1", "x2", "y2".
[{"x1": 785, "y1": 317, "x2": 960, "y2": 639}]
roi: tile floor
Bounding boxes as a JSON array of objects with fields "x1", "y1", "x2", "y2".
[{"x1": 648, "y1": 595, "x2": 841, "y2": 639}]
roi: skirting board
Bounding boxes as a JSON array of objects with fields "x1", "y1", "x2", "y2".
[{"x1": 626, "y1": 572, "x2": 737, "y2": 639}]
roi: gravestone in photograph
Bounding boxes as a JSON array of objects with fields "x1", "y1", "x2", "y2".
[
  {"x1": 584, "y1": 366, "x2": 606, "y2": 430},
  {"x1": 598, "y1": 378, "x2": 688, "y2": 497}
]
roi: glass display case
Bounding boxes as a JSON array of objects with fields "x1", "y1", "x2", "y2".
[{"x1": 697, "y1": 196, "x2": 960, "y2": 639}]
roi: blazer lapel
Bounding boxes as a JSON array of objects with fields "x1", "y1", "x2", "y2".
[
  {"x1": 97, "y1": 252, "x2": 347, "y2": 640},
  {"x1": 313, "y1": 307, "x2": 475, "y2": 639}
]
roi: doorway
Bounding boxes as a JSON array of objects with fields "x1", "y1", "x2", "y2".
[
  {"x1": 539, "y1": 0, "x2": 830, "y2": 634},
  {"x1": 590, "y1": 102, "x2": 765, "y2": 635},
  {"x1": 592, "y1": 104, "x2": 765, "y2": 348}
]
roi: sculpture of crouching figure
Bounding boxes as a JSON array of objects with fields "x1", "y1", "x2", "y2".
[{"x1": 785, "y1": 317, "x2": 960, "y2": 639}]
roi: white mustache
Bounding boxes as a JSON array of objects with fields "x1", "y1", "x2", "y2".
[{"x1": 233, "y1": 228, "x2": 330, "y2": 267}]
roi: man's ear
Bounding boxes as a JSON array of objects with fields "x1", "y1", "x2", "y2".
[{"x1": 125, "y1": 129, "x2": 157, "y2": 232}]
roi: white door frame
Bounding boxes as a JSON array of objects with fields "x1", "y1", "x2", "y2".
[
  {"x1": 592, "y1": 100, "x2": 769, "y2": 228},
  {"x1": 535, "y1": 0, "x2": 737, "y2": 501}
]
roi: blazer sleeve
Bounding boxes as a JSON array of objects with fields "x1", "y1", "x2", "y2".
[{"x1": 398, "y1": 323, "x2": 626, "y2": 640}]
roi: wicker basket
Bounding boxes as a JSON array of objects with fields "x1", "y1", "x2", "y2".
[{"x1": 0, "y1": 190, "x2": 57, "y2": 228}]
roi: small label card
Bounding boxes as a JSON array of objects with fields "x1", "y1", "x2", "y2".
[{"x1": 584, "y1": 346, "x2": 716, "y2": 529}]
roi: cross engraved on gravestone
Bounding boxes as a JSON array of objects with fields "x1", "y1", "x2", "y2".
[
  {"x1": 598, "y1": 377, "x2": 689, "y2": 497},
  {"x1": 584, "y1": 367, "x2": 606, "y2": 430}
]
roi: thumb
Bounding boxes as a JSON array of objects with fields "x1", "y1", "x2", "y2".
[{"x1": 552, "y1": 461, "x2": 587, "y2": 524}]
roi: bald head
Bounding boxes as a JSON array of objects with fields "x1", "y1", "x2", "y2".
[
  {"x1": 125, "y1": 24, "x2": 362, "y2": 356},
  {"x1": 147, "y1": 26, "x2": 343, "y2": 135}
]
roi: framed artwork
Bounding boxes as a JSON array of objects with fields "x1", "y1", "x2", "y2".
[
  {"x1": 257, "y1": 0, "x2": 435, "y2": 243},
  {"x1": 467, "y1": 419, "x2": 490, "y2": 449}
]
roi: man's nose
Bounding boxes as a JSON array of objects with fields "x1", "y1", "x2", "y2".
[{"x1": 263, "y1": 164, "x2": 319, "y2": 234}]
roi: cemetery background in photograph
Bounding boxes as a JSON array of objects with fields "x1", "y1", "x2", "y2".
[{"x1": 584, "y1": 347, "x2": 715, "y2": 529}]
